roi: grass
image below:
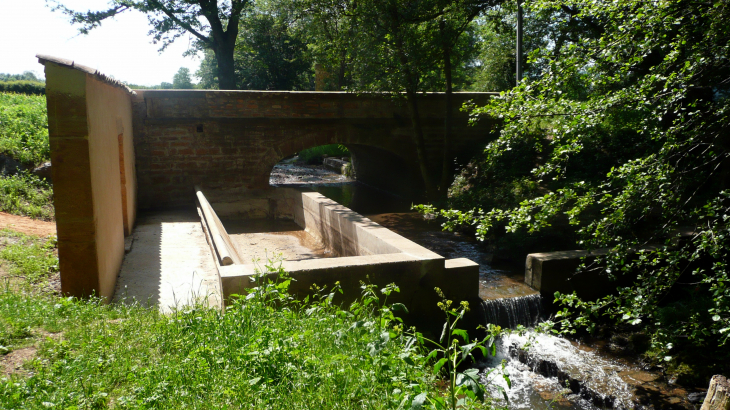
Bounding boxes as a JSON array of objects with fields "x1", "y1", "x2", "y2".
[
  {"x1": 0, "y1": 231, "x2": 507, "y2": 410},
  {"x1": 0, "y1": 92, "x2": 54, "y2": 221},
  {"x1": 0, "y1": 173, "x2": 54, "y2": 220},
  {"x1": 0, "y1": 92, "x2": 49, "y2": 167},
  {"x1": 0, "y1": 229, "x2": 58, "y2": 285},
  {"x1": 298, "y1": 144, "x2": 350, "y2": 165}
]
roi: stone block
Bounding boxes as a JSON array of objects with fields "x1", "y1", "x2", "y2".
[{"x1": 525, "y1": 249, "x2": 623, "y2": 302}]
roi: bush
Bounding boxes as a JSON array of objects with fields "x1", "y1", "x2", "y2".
[
  {"x1": 0, "y1": 81, "x2": 45, "y2": 96},
  {"x1": 297, "y1": 144, "x2": 349, "y2": 165},
  {"x1": 0, "y1": 92, "x2": 50, "y2": 166}
]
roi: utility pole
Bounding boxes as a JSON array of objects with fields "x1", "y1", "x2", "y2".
[{"x1": 516, "y1": 0, "x2": 524, "y2": 85}]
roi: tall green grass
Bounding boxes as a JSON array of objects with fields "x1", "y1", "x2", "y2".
[
  {"x1": 1, "y1": 229, "x2": 504, "y2": 410},
  {"x1": 298, "y1": 144, "x2": 350, "y2": 165},
  {"x1": 0, "y1": 173, "x2": 53, "y2": 220},
  {"x1": 0, "y1": 92, "x2": 49, "y2": 167}
]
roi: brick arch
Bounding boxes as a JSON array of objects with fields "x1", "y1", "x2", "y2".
[
  {"x1": 132, "y1": 90, "x2": 496, "y2": 209},
  {"x1": 263, "y1": 139, "x2": 422, "y2": 195}
]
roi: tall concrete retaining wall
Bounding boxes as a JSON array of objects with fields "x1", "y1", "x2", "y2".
[{"x1": 39, "y1": 55, "x2": 137, "y2": 299}]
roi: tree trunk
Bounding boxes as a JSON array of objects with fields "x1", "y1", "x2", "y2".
[
  {"x1": 214, "y1": 41, "x2": 237, "y2": 90},
  {"x1": 439, "y1": 20, "x2": 453, "y2": 198},
  {"x1": 702, "y1": 375, "x2": 730, "y2": 410},
  {"x1": 405, "y1": 88, "x2": 437, "y2": 199}
]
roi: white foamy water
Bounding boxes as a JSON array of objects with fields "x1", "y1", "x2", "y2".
[{"x1": 480, "y1": 331, "x2": 635, "y2": 409}]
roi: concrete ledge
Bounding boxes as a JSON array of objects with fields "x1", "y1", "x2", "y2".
[
  {"x1": 195, "y1": 188, "x2": 242, "y2": 265},
  {"x1": 525, "y1": 249, "x2": 626, "y2": 302},
  {"x1": 443, "y1": 258, "x2": 480, "y2": 301}
]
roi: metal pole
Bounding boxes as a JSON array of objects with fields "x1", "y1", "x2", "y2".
[{"x1": 516, "y1": 0, "x2": 524, "y2": 85}]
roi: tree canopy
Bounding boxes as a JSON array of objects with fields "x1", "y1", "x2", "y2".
[
  {"x1": 51, "y1": 0, "x2": 249, "y2": 89},
  {"x1": 172, "y1": 67, "x2": 195, "y2": 88},
  {"x1": 422, "y1": 0, "x2": 730, "y2": 380}
]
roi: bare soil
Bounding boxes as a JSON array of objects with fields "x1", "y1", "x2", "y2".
[
  {"x1": 1, "y1": 347, "x2": 36, "y2": 378},
  {"x1": 0, "y1": 212, "x2": 56, "y2": 237}
]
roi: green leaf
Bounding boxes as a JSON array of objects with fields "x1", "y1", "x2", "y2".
[
  {"x1": 411, "y1": 393, "x2": 428, "y2": 409},
  {"x1": 392, "y1": 303, "x2": 409, "y2": 313},
  {"x1": 248, "y1": 377, "x2": 261, "y2": 386},
  {"x1": 452, "y1": 328, "x2": 468, "y2": 340},
  {"x1": 433, "y1": 358, "x2": 448, "y2": 374}
]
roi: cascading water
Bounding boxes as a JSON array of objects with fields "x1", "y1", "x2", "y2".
[
  {"x1": 482, "y1": 293, "x2": 544, "y2": 329},
  {"x1": 267, "y1": 165, "x2": 690, "y2": 409},
  {"x1": 481, "y1": 332, "x2": 638, "y2": 410}
]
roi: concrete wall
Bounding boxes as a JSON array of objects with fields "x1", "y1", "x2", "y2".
[
  {"x1": 209, "y1": 189, "x2": 479, "y2": 325},
  {"x1": 40, "y1": 55, "x2": 136, "y2": 299},
  {"x1": 85, "y1": 79, "x2": 135, "y2": 297},
  {"x1": 132, "y1": 90, "x2": 497, "y2": 209}
]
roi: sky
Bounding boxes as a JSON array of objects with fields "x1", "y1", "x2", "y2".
[{"x1": 0, "y1": 0, "x2": 202, "y2": 86}]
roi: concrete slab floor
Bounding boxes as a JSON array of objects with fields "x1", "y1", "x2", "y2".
[
  {"x1": 222, "y1": 218, "x2": 333, "y2": 265},
  {"x1": 113, "y1": 210, "x2": 221, "y2": 312}
]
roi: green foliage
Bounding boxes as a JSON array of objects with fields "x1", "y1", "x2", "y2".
[
  {"x1": 0, "y1": 72, "x2": 43, "y2": 83},
  {"x1": 0, "y1": 81, "x2": 45, "y2": 96},
  {"x1": 297, "y1": 144, "x2": 349, "y2": 165},
  {"x1": 51, "y1": 0, "x2": 249, "y2": 89},
  {"x1": 0, "y1": 173, "x2": 54, "y2": 221},
  {"x1": 197, "y1": 8, "x2": 312, "y2": 91},
  {"x1": 172, "y1": 67, "x2": 194, "y2": 89},
  {"x1": 427, "y1": 0, "x2": 730, "y2": 379},
  {"x1": 0, "y1": 92, "x2": 50, "y2": 166},
  {"x1": 0, "y1": 230, "x2": 58, "y2": 284}
]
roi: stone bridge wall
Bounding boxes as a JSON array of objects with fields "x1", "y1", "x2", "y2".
[{"x1": 132, "y1": 90, "x2": 497, "y2": 209}]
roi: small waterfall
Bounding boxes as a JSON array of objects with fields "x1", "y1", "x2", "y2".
[{"x1": 481, "y1": 293, "x2": 543, "y2": 329}]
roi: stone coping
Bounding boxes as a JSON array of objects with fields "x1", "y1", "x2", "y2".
[{"x1": 36, "y1": 54, "x2": 136, "y2": 95}]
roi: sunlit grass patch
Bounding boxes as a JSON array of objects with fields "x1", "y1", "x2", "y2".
[
  {"x1": 0, "y1": 173, "x2": 54, "y2": 220},
  {"x1": 0, "y1": 229, "x2": 57, "y2": 285},
  {"x1": 0, "y1": 280, "x2": 445, "y2": 409}
]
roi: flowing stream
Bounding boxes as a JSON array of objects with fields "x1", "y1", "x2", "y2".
[{"x1": 270, "y1": 160, "x2": 696, "y2": 409}]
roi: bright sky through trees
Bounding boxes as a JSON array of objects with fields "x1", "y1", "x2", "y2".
[{"x1": 0, "y1": 0, "x2": 201, "y2": 86}]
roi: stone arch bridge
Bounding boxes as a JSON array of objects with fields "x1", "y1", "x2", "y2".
[{"x1": 134, "y1": 89, "x2": 497, "y2": 208}]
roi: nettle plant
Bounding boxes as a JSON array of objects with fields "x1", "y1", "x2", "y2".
[
  {"x1": 411, "y1": 288, "x2": 510, "y2": 410},
  {"x1": 247, "y1": 260, "x2": 509, "y2": 410}
]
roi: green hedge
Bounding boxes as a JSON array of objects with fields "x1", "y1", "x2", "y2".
[{"x1": 0, "y1": 80, "x2": 45, "y2": 95}]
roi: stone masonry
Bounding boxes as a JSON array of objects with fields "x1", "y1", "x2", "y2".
[{"x1": 132, "y1": 90, "x2": 497, "y2": 209}]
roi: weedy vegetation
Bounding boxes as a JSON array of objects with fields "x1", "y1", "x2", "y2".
[
  {"x1": 0, "y1": 173, "x2": 53, "y2": 220},
  {"x1": 297, "y1": 144, "x2": 350, "y2": 165},
  {"x1": 0, "y1": 93, "x2": 49, "y2": 167},
  {"x1": 0, "y1": 232, "x2": 509, "y2": 410},
  {"x1": 0, "y1": 92, "x2": 54, "y2": 220}
]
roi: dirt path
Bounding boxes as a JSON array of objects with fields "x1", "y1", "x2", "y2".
[{"x1": 0, "y1": 212, "x2": 56, "y2": 237}]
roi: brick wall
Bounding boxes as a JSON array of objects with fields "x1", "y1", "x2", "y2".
[{"x1": 132, "y1": 90, "x2": 496, "y2": 209}]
